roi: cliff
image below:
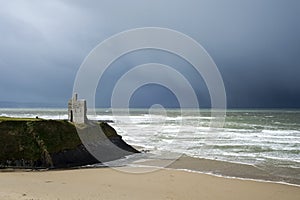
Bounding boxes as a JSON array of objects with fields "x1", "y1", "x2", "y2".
[{"x1": 0, "y1": 117, "x2": 139, "y2": 168}]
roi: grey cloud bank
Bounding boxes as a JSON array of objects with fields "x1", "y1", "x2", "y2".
[{"x1": 0, "y1": 0, "x2": 299, "y2": 108}]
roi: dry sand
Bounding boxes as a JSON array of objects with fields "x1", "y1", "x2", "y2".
[{"x1": 0, "y1": 167, "x2": 299, "y2": 200}]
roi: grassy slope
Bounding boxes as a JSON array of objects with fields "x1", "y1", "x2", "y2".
[{"x1": 0, "y1": 117, "x2": 119, "y2": 165}]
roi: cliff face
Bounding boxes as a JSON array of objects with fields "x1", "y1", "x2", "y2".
[{"x1": 0, "y1": 118, "x2": 138, "y2": 168}]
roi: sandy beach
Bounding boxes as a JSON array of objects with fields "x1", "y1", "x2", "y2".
[{"x1": 0, "y1": 166, "x2": 299, "y2": 200}]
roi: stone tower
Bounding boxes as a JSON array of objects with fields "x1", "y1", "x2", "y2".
[{"x1": 68, "y1": 93, "x2": 87, "y2": 124}]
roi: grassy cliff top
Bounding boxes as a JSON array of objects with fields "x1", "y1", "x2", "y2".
[
  {"x1": 0, "y1": 117, "x2": 119, "y2": 164},
  {"x1": 0, "y1": 116, "x2": 41, "y2": 121}
]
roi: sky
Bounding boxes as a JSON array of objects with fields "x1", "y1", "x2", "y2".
[{"x1": 0, "y1": 0, "x2": 299, "y2": 108}]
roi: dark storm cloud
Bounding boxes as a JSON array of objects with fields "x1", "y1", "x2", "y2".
[{"x1": 0, "y1": 0, "x2": 299, "y2": 108}]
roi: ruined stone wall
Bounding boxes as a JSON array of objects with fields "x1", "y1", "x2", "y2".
[{"x1": 68, "y1": 94, "x2": 87, "y2": 124}]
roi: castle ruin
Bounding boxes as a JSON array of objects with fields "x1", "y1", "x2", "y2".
[{"x1": 68, "y1": 93, "x2": 87, "y2": 124}]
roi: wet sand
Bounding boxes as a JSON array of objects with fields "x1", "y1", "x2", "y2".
[
  {"x1": 136, "y1": 155, "x2": 300, "y2": 185},
  {"x1": 0, "y1": 166, "x2": 299, "y2": 200}
]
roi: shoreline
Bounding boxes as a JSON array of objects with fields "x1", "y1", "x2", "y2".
[
  {"x1": 168, "y1": 155, "x2": 300, "y2": 186},
  {"x1": 119, "y1": 152, "x2": 300, "y2": 186},
  {"x1": 0, "y1": 166, "x2": 299, "y2": 200},
  {"x1": 2, "y1": 153, "x2": 299, "y2": 186},
  {"x1": 2, "y1": 166, "x2": 299, "y2": 188},
  {"x1": 163, "y1": 167, "x2": 300, "y2": 188}
]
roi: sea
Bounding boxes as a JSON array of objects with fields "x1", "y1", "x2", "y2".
[{"x1": 1, "y1": 108, "x2": 300, "y2": 185}]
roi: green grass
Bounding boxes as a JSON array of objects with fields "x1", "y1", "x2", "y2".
[
  {"x1": 0, "y1": 118, "x2": 120, "y2": 165},
  {"x1": 0, "y1": 116, "x2": 42, "y2": 121},
  {"x1": 0, "y1": 119, "x2": 81, "y2": 163}
]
